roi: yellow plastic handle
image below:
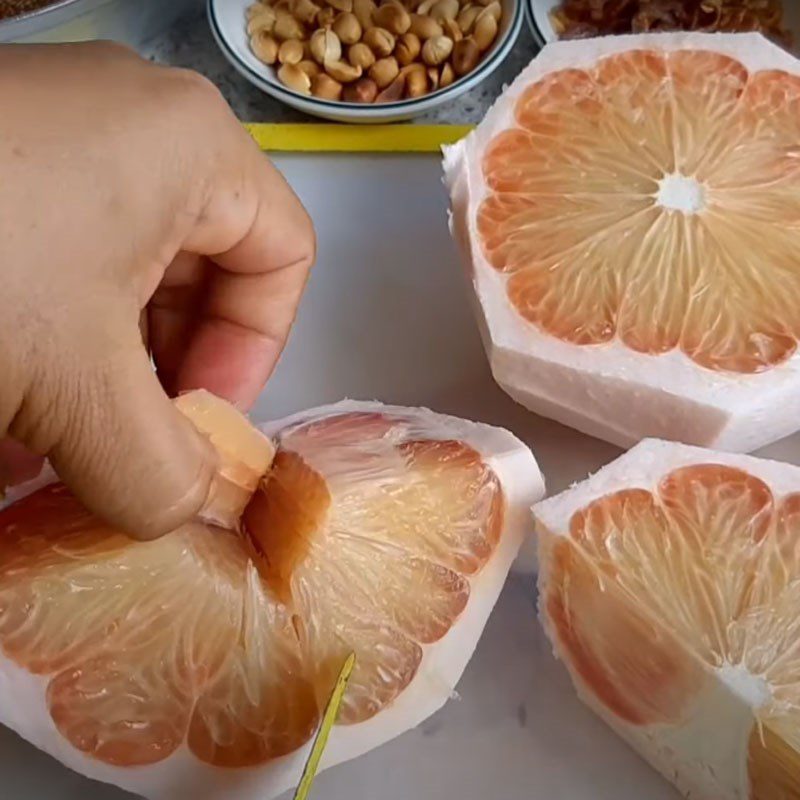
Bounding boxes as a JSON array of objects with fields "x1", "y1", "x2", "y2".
[
  {"x1": 245, "y1": 123, "x2": 473, "y2": 153},
  {"x1": 293, "y1": 652, "x2": 357, "y2": 800}
]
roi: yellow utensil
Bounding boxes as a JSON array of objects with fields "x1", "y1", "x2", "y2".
[
  {"x1": 292, "y1": 652, "x2": 356, "y2": 800},
  {"x1": 245, "y1": 123, "x2": 473, "y2": 153}
]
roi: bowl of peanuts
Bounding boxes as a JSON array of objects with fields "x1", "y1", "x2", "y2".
[{"x1": 208, "y1": 0, "x2": 523, "y2": 121}]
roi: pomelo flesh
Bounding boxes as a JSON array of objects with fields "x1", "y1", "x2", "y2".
[
  {"x1": 535, "y1": 439, "x2": 800, "y2": 799},
  {"x1": 0, "y1": 392, "x2": 544, "y2": 800},
  {"x1": 444, "y1": 32, "x2": 800, "y2": 452}
]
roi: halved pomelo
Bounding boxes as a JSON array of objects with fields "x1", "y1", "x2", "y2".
[
  {"x1": 444, "y1": 31, "x2": 800, "y2": 453},
  {"x1": 535, "y1": 439, "x2": 800, "y2": 799},
  {"x1": 0, "y1": 392, "x2": 544, "y2": 800}
]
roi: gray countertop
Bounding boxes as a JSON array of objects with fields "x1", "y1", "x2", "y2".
[
  {"x1": 141, "y1": 8, "x2": 540, "y2": 124},
  {"x1": 0, "y1": 147, "x2": 678, "y2": 800}
]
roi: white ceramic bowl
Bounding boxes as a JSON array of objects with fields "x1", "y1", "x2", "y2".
[
  {"x1": 0, "y1": 0, "x2": 199, "y2": 45},
  {"x1": 524, "y1": 0, "x2": 552, "y2": 44},
  {"x1": 209, "y1": 0, "x2": 523, "y2": 123},
  {"x1": 526, "y1": 0, "x2": 800, "y2": 49}
]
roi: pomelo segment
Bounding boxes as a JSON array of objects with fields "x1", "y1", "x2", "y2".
[
  {"x1": 444, "y1": 32, "x2": 800, "y2": 452},
  {"x1": 0, "y1": 394, "x2": 544, "y2": 800},
  {"x1": 535, "y1": 440, "x2": 800, "y2": 799},
  {"x1": 174, "y1": 389, "x2": 275, "y2": 528}
]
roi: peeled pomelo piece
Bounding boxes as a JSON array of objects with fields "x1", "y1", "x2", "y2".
[
  {"x1": 0, "y1": 392, "x2": 544, "y2": 800},
  {"x1": 444, "y1": 31, "x2": 800, "y2": 452},
  {"x1": 174, "y1": 389, "x2": 275, "y2": 527},
  {"x1": 535, "y1": 439, "x2": 800, "y2": 799}
]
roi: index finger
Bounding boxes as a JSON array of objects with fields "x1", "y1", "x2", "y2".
[
  {"x1": 159, "y1": 124, "x2": 315, "y2": 409},
  {"x1": 175, "y1": 251, "x2": 312, "y2": 409}
]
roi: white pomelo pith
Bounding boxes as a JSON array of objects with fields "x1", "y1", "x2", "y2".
[
  {"x1": 444, "y1": 31, "x2": 800, "y2": 453},
  {"x1": 0, "y1": 396, "x2": 544, "y2": 800},
  {"x1": 535, "y1": 439, "x2": 800, "y2": 799}
]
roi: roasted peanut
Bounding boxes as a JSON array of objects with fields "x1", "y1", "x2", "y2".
[
  {"x1": 278, "y1": 62, "x2": 312, "y2": 93},
  {"x1": 333, "y1": 10, "x2": 362, "y2": 43},
  {"x1": 369, "y1": 55, "x2": 399, "y2": 88},
  {"x1": 439, "y1": 60, "x2": 454, "y2": 86},
  {"x1": 442, "y1": 17, "x2": 462, "y2": 41},
  {"x1": 343, "y1": 76, "x2": 379, "y2": 101},
  {"x1": 246, "y1": 2, "x2": 266, "y2": 22},
  {"x1": 430, "y1": 0, "x2": 458, "y2": 22},
  {"x1": 246, "y1": 0, "x2": 499, "y2": 103},
  {"x1": 274, "y1": 10, "x2": 306, "y2": 39},
  {"x1": 395, "y1": 32, "x2": 420, "y2": 65},
  {"x1": 311, "y1": 71, "x2": 344, "y2": 98},
  {"x1": 480, "y1": 0, "x2": 501, "y2": 19},
  {"x1": 247, "y1": 5, "x2": 277, "y2": 34},
  {"x1": 456, "y1": 3, "x2": 479, "y2": 32},
  {"x1": 451, "y1": 36, "x2": 479, "y2": 74},
  {"x1": 353, "y1": 0, "x2": 376, "y2": 27},
  {"x1": 250, "y1": 30, "x2": 279, "y2": 63},
  {"x1": 310, "y1": 27, "x2": 342, "y2": 63},
  {"x1": 373, "y1": 1, "x2": 411, "y2": 34},
  {"x1": 362, "y1": 26, "x2": 395, "y2": 56},
  {"x1": 298, "y1": 58, "x2": 322, "y2": 77},
  {"x1": 375, "y1": 72, "x2": 406, "y2": 101},
  {"x1": 408, "y1": 12, "x2": 442, "y2": 38},
  {"x1": 421, "y1": 33, "x2": 453, "y2": 65},
  {"x1": 278, "y1": 38, "x2": 305, "y2": 63},
  {"x1": 289, "y1": 0, "x2": 320, "y2": 23},
  {"x1": 472, "y1": 8, "x2": 497, "y2": 49},
  {"x1": 324, "y1": 58, "x2": 363, "y2": 81},
  {"x1": 403, "y1": 62, "x2": 427, "y2": 97},
  {"x1": 348, "y1": 41, "x2": 376, "y2": 68}
]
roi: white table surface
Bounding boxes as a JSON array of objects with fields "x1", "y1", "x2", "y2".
[{"x1": 5, "y1": 153, "x2": 800, "y2": 800}]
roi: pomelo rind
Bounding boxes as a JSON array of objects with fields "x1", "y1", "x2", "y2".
[{"x1": 444, "y1": 32, "x2": 800, "y2": 453}]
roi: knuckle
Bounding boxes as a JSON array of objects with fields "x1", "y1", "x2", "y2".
[
  {"x1": 297, "y1": 214, "x2": 318, "y2": 271},
  {"x1": 170, "y1": 67, "x2": 227, "y2": 111}
]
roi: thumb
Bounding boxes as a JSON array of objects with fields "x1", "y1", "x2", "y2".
[{"x1": 24, "y1": 325, "x2": 218, "y2": 540}]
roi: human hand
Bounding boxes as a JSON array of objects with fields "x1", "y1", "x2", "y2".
[{"x1": 0, "y1": 42, "x2": 315, "y2": 538}]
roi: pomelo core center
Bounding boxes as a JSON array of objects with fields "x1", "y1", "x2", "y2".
[
  {"x1": 717, "y1": 662, "x2": 772, "y2": 710},
  {"x1": 656, "y1": 172, "x2": 706, "y2": 215}
]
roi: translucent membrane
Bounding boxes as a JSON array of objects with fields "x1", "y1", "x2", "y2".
[
  {"x1": 0, "y1": 396, "x2": 504, "y2": 768},
  {"x1": 545, "y1": 464, "x2": 800, "y2": 795},
  {"x1": 479, "y1": 49, "x2": 800, "y2": 373}
]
